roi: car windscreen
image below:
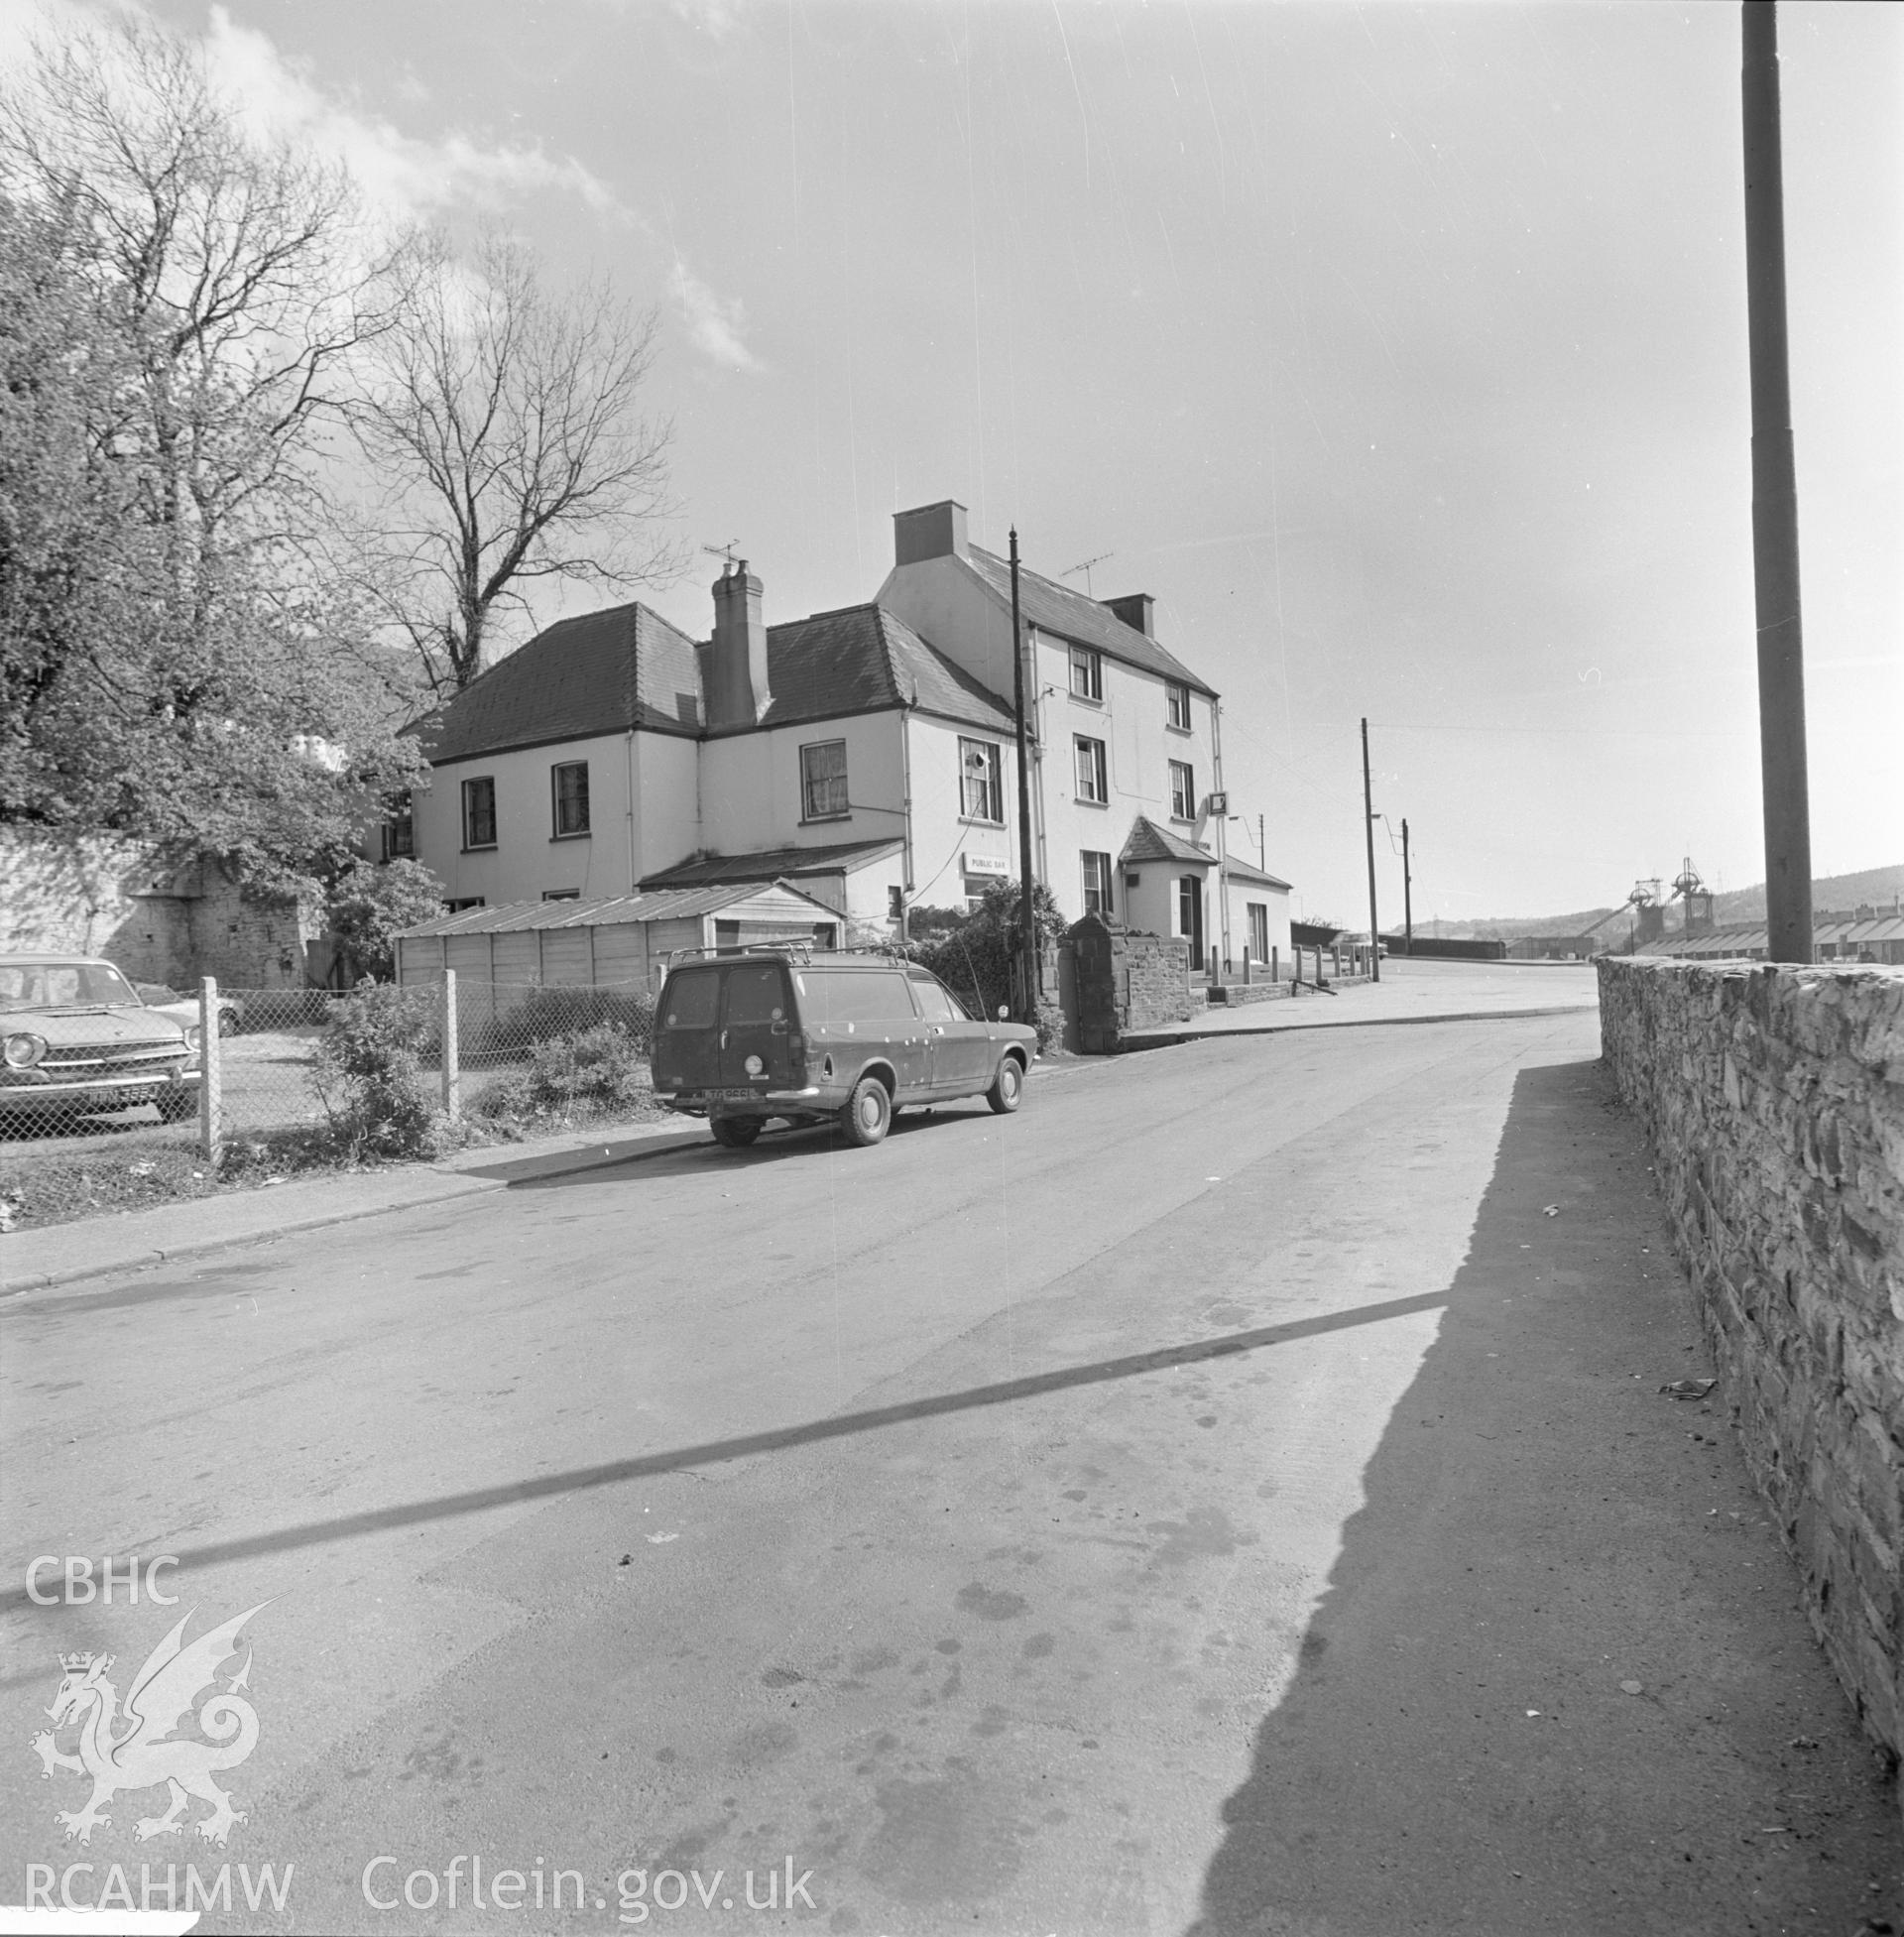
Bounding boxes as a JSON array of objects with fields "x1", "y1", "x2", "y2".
[
  {"x1": 722, "y1": 963, "x2": 787, "y2": 1025},
  {"x1": 0, "y1": 962, "x2": 140, "y2": 1009},
  {"x1": 794, "y1": 969, "x2": 920, "y2": 1024},
  {"x1": 658, "y1": 969, "x2": 721, "y2": 1029}
]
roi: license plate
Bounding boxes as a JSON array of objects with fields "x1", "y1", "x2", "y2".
[{"x1": 706, "y1": 1087, "x2": 768, "y2": 1103}]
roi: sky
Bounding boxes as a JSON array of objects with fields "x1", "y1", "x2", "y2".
[{"x1": 3, "y1": 0, "x2": 1898, "y2": 925}]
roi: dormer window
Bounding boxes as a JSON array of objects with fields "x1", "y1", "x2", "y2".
[{"x1": 1069, "y1": 646, "x2": 1103, "y2": 702}]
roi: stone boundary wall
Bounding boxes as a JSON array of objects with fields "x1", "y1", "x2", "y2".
[
  {"x1": 1062, "y1": 915, "x2": 1193, "y2": 1052},
  {"x1": 1599, "y1": 957, "x2": 1903, "y2": 1771},
  {"x1": 0, "y1": 827, "x2": 321, "y2": 990},
  {"x1": 1207, "y1": 979, "x2": 1289, "y2": 1008}
]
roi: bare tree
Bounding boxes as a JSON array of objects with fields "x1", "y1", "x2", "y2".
[
  {"x1": 349, "y1": 228, "x2": 680, "y2": 694},
  {"x1": 0, "y1": 16, "x2": 411, "y2": 593}
]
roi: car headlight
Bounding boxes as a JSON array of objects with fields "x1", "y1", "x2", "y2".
[
  {"x1": 3, "y1": 1031, "x2": 48, "y2": 1069},
  {"x1": 183, "y1": 1024, "x2": 202, "y2": 1051}
]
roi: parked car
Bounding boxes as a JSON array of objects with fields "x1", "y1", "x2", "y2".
[
  {"x1": 136, "y1": 982, "x2": 244, "y2": 1037},
  {"x1": 0, "y1": 955, "x2": 202, "y2": 1132},
  {"x1": 651, "y1": 945, "x2": 1037, "y2": 1150}
]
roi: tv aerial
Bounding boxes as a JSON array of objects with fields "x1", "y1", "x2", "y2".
[
  {"x1": 1060, "y1": 552, "x2": 1113, "y2": 597},
  {"x1": 701, "y1": 542, "x2": 742, "y2": 570}
]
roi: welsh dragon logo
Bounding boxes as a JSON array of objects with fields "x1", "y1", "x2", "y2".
[{"x1": 30, "y1": 1604, "x2": 268, "y2": 1846}]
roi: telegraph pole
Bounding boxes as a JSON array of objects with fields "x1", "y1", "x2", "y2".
[
  {"x1": 1362, "y1": 718, "x2": 1380, "y2": 983},
  {"x1": 1010, "y1": 530, "x2": 1038, "y2": 1022},
  {"x1": 1402, "y1": 817, "x2": 1413, "y2": 951},
  {"x1": 1742, "y1": 3, "x2": 1814, "y2": 963}
]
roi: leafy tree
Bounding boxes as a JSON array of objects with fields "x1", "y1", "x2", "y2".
[
  {"x1": 910, "y1": 878, "x2": 1064, "y2": 1032},
  {"x1": 324, "y1": 857, "x2": 447, "y2": 980},
  {"x1": 0, "y1": 18, "x2": 425, "y2": 888},
  {"x1": 349, "y1": 228, "x2": 681, "y2": 694}
]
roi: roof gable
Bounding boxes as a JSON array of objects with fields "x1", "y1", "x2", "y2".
[
  {"x1": 751, "y1": 605, "x2": 1014, "y2": 736},
  {"x1": 1121, "y1": 815, "x2": 1215, "y2": 867},
  {"x1": 963, "y1": 546, "x2": 1215, "y2": 696}
]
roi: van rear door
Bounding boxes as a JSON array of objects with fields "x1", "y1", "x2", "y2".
[
  {"x1": 654, "y1": 966, "x2": 723, "y2": 1092},
  {"x1": 717, "y1": 960, "x2": 795, "y2": 1091}
]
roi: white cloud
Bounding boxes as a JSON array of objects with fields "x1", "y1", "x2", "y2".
[
  {"x1": 670, "y1": 259, "x2": 764, "y2": 373},
  {"x1": 198, "y1": 4, "x2": 632, "y2": 226},
  {"x1": 1, "y1": 2, "x2": 760, "y2": 373}
]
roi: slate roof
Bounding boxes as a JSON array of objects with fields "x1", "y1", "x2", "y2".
[
  {"x1": 746, "y1": 604, "x2": 1015, "y2": 737},
  {"x1": 639, "y1": 839, "x2": 904, "y2": 891},
  {"x1": 1122, "y1": 816, "x2": 1217, "y2": 867},
  {"x1": 411, "y1": 603, "x2": 705, "y2": 765},
  {"x1": 1223, "y1": 854, "x2": 1294, "y2": 892},
  {"x1": 411, "y1": 600, "x2": 1014, "y2": 765},
  {"x1": 963, "y1": 546, "x2": 1215, "y2": 696},
  {"x1": 399, "y1": 883, "x2": 839, "y2": 937}
]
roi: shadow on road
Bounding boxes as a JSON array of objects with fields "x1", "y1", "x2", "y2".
[
  {"x1": 0, "y1": 1287, "x2": 1451, "y2": 1616},
  {"x1": 1188, "y1": 1058, "x2": 1899, "y2": 1936},
  {"x1": 461, "y1": 1101, "x2": 1008, "y2": 1189}
]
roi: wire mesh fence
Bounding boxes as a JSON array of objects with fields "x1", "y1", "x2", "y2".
[{"x1": 0, "y1": 975, "x2": 664, "y2": 1172}]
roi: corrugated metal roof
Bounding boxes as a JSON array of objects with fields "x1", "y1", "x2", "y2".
[
  {"x1": 963, "y1": 545, "x2": 1216, "y2": 695},
  {"x1": 399, "y1": 881, "x2": 837, "y2": 938},
  {"x1": 640, "y1": 838, "x2": 903, "y2": 890}
]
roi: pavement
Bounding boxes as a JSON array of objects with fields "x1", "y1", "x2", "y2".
[
  {"x1": 1, "y1": 958, "x2": 1599, "y2": 1296},
  {"x1": 1123, "y1": 954, "x2": 1600, "y2": 1043},
  {"x1": 3, "y1": 1002, "x2": 1897, "y2": 1934}
]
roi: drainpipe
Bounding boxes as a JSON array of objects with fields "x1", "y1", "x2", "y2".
[
  {"x1": 625, "y1": 730, "x2": 638, "y2": 893},
  {"x1": 897, "y1": 702, "x2": 915, "y2": 941},
  {"x1": 1211, "y1": 695, "x2": 1233, "y2": 970}
]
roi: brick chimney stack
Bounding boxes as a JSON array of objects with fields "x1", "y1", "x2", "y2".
[{"x1": 705, "y1": 559, "x2": 770, "y2": 729}]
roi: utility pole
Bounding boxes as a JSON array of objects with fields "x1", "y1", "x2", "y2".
[
  {"x1": 1362, "y1": 717, "x2": 1380, "y2": 983},
  {"x1": 1402, "y1": 817, "x2": 1413, "y2": 951},
  {"x1": 1010, "y1": 530, "x2": 1038, "y2": 1023},
  {"x1": 1258, "y1": 813, "x2": 1266, "y2": 873},
  {"x1": 1742, "y1": 2, "x2": 1814, "y2": 963}
]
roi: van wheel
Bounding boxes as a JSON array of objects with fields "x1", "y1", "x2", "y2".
[
  {"x1": 710, "y1": 1117, "x2": 761, "y2": 1149},
  {"x1": 986, "y1": 1056, "x2": 1024, "y2": 1115},
  {"x1": 841, "y1": 1075, "x2": 892, "y2": 1147}
]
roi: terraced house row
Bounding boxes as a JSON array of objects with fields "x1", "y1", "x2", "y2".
[{"x1": 392, "y1": 500, "x2": 1293, "y2": 970}]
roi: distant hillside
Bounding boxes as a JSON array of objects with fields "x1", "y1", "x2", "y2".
[
  {"x1": 1422, "y1": 864, "x2": 1904, "y2": 941},
  {"x1": 1708, "y1": 864, "x2": 1904, "y2": 925}
]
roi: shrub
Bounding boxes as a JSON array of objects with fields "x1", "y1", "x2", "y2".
[
  {"x1": 904, "y1": 904, "x2": 973, "y2": 939},
  {"x1": 911, "y1": 878, "x2": 1065, "y2": 1027},
  {"x1": 473, "y1": 984, "x2": 654, "y2": 1059},
  {"x1": 309, "y1": 981, "x2": 447, "y2": 1160},
  {"x1": 472, "y1": 1024, "x2": 649, "y2": 1125},
  {"x1": 326, "y1": 858, "x2": 448, "y2": 982}
]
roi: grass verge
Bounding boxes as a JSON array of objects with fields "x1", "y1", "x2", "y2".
[{"x1": 0, "y1": 1090, "x2": 670, "y2": 1233}]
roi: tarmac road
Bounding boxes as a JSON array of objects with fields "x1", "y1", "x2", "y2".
[{"x1": 2, "y1": 1009, "x2": 1896, "y2": 1935}]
